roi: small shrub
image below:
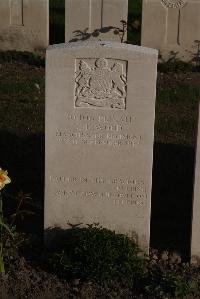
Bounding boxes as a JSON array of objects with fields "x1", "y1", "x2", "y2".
[
  {"x1": 48, "y1": 224, "x2": 146, "y2": 288},
  {"x1": 145, "y1": 262, "x2": 199, "y2": 298}
]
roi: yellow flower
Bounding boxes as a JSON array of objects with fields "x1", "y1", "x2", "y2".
[{"x1": 0, "y1": 168, "x2": 11, "y2": 190}]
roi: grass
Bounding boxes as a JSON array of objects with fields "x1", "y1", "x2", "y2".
[
  {"x1": 156, "y1": 78, "x2": 200, "y2": 146},
  {"x1": 0, "y1": 60, "x2": 44, "y2": 136}
]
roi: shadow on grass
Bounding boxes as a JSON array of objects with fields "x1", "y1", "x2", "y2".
[
  {"x1": 0, "y1": 130, "x2": 196, "y2": 260},
  {"x1": 0, "y1": 130, "x2": 44, "y2": 234},
  {"x1": 151, "y1": 142, "x2": 195, "y2": 260}
]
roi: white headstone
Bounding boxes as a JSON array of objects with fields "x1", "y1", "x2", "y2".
[
  {"x1": 45, "y1": 41, "x2": 158, "y2": 252},
  {"x1": 65, "y1": 0, "x2": 128, "y2": 42},
  {"x1": 141, "y1": 0, "x2": 200, "y2": 62},
  {"x1": 191, "y1": 104, "x2": 200, "y2": 262},
  {"x1": 0, "y1": 0, "x2": 49, "y2": 53}
]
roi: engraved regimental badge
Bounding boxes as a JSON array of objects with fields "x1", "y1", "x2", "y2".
[
  {"x1": 161, "y1": 0, "x2": 187, "y2": 8},
  {"x1": 75, "y1": 58, "x2": 127, "y2": 109}
]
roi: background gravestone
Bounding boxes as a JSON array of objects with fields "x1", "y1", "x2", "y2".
[
  {"x1": 65, "y1": 0, "x2": 128, "y2": 42},
  {"x1": 191, "y1": 104, "x2": 200, "y2": 262},
  {"x1": 45, "y1": 41, "x2": 158, "y2": 252},
  {"x1": 0, "y1": 0, "x2": 49, "y2": 53},
  {"x1": 141, "y1": 0, "x2": 200, "y2": 62}
]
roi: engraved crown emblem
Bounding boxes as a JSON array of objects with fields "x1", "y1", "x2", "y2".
[{"x1": 75, "y1": 58, "x2": 127, "y2": 109}]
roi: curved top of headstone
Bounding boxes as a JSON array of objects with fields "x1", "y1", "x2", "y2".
[{"x1": 47, "y1": 41, "x2": 158, "y2": 56}]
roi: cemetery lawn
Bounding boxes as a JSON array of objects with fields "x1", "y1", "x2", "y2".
[
  {"x1": 156, "y1": 71, "x2": 200, "y2": 146},
  {"x1": 1, "y1": 53, "x2": 200, "y2": 298}
]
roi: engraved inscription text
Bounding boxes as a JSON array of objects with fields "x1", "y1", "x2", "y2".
[{"x1": 50, "y1": 176, "x2": 147, "y2": 208}]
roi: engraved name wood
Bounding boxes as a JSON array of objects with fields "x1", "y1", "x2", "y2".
[{"x1": 75, "y1": 58, "x2": 127, "y2": 109}]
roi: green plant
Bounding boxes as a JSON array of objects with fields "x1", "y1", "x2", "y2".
[
  {"x1": 49, "y1": 224, "x2": 146, "y2": 287},
  {"x1": 145, "y1": 266, "x2": 199, "y2": 298}
]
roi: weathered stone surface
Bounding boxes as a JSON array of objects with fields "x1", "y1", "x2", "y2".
[
  {"x1": 191, "y1": 104, "x2": 200, "y2": 262},
  {"x1": 0, "y1": 0, "x2": 49, "y2": 53},
  {"x1": 65, "y1": 0, "x2": 128, "y2": 42},
  {"x1": 141, "y1": 0, "x2": 200, "y2": 62},
  {"x1": 45, "y1": 41, "x2": 158, "y2": 252}
]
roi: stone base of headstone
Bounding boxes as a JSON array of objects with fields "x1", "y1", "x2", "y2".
[
  {"x1": 141, "y1": 0, "x2": 200, "y2": 63},
  {"x1": 0, "y1": 0, "x2": 49, "y2": 53}
]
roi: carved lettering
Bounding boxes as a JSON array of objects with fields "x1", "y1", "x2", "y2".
[
  {"x1": 66, "y1": 113, "x2": 133, "y2": 123},
  {"x1": 51, "y1": 175, "x2": 147, "y2": 207},
  {"x1": 57, "y1": 112, "x2": 141, "y2": 148},
  {"x1": 56, "y1": 130, "x2": 141, "y2": 148}
]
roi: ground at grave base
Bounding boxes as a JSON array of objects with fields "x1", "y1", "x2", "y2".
[
  {"x1": 1, "y1": 244, "x2": 200, "y2": 299},
  {"x1": 0, "y1": 53, "x2": 200, "y2": 298}
]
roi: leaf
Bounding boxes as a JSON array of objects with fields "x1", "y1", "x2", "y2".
[
  {"x1": 0, "y1": 255, "x2": 5, "y2": 273},
  {"x1": 10, "y1": 210, "x2": 34, "y2": 218},
  {"x1": 0, "y1": 219, "x2": 14, "y2": 238}
]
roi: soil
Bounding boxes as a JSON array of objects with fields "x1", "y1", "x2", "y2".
[{"x1": 1, "y1": 258, "x2": 138, "y2": 299}]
